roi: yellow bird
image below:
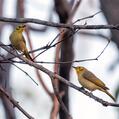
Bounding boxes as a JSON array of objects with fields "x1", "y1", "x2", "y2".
[
  {"x1": 10, "y1": 24, "x2": 33, "y2": 61},
  {"x1": 73, "y1": 66, "x2": 115, "y2": 101}
]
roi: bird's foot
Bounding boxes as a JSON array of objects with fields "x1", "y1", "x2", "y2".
[
  {"x1": 89, "y1": 91, "x2": 93, "y2": 98},
  {"x1": 8, "y1": 44, "x2": 12, "y2": 47},
  {"x1": 80, "y1": 87, "x2": 85, "y2": 90}
]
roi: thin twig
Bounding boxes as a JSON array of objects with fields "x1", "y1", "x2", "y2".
[
  {"x1": 77, "y1": 32, "x2": 111, "y2": 59},
  {"x1": 68, "y1": 0, "x2": 82, "y2": 22},
  {"x1": 12, "y1": 63, "x2": 38, "y2": 86},
  {"x1": 0, "y1": 54, "x2": 38, "y2": 86},
  {"x1": 0, "y1": 31, "x2": 111, "y2": 63},
  {"x1": 73, "y1": 11, "x2": 102, "y2": 24},
  {"x1": 0, "y1": 44, "x2": 49, "y2": 61},
  {"x1": 96, "y1": 39, "x2": 110, "y2": 59},
  {"x1": 49, "y1": 29, "x2": 65, "y2": 46},
  {"x1": 33, "y1": 29, "x2": 79, "y2": 59},
  {"x1": 2, "y1": 37, "x2": 109, "y2": 65},
  {"x1": 36, "y1": 33, "x2": 110, "y2": 63}
]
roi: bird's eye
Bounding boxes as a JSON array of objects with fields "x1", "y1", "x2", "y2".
[
  {"x1": 23, "y1": 25, "x2": 26, "y2": 27},
  {"x1": 16, "y1": 27, "x2": 19, "y2": 30},
  {"x1": 19, "y1": 26, "x2": 21, "y2": 28}
]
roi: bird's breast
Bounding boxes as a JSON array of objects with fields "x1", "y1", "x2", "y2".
[{"x1": 10, "y1": 32, "x2": 25, "y2": 51}]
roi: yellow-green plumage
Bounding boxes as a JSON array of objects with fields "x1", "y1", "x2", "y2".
[
  {"x1": 73, "y1": 66, "x2": 115, "y2": 101},
  {"x1": 10, "y1": 24, "x2": 33, "y2": 61}
]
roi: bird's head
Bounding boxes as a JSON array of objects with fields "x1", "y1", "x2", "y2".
[
  {"x1": 15, "y1": 24, "x2": 26, "y2": 32},
  {"x1": 72, "y1": 66, "x2": 86, "y2": 74}
]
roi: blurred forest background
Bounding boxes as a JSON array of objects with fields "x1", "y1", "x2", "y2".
[{"x1": 0, "y1": 0, "x2": 119, "y2": 119}]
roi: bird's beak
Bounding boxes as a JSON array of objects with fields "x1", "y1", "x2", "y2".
[
  {"x1": 72, "y1": 66, "x2": 76, "y2": 69},
  {"x1": 23, "y1": 24, "x2": 26, "y2": 28},
  {"x1": 22, "y1": 24, "x2": 26, "y2": 30}
]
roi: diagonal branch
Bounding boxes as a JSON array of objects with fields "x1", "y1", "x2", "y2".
[{"x1": 0, "y1": 86, "x2": 35, "y2": 119}]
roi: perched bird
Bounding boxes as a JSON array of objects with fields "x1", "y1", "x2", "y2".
[
  {"x1": 10, "y1": 24, "x2": 33, "y2": 61},
  {"x1": 73, "y1": 66, "x2": 115, "y2": 101}
]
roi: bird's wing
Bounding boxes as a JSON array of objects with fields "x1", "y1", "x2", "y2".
[
  {"x1": 22, "y1": 35, "x2": 26, "y2": 45},
  {"x1": 83, "y1": 70, "x2": 109, "y2": 90}
]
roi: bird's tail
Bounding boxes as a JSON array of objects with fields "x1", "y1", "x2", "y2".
[
  {"x1": 24, "y1": 49, "x2": 33, "y2": 61},
  {"x1": 105, "y1": 90, "x2": 116, "y2": 102}
]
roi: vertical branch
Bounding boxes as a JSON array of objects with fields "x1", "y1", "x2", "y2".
[
  {"x1": 50, "y1": 29, "x2": 64, "y2": 119},
  {"x1": 59, "y1": 30, "x2": 74, "y2": 119},
  {"x1": 16, "y1": 0, "x2": 24, "y2": 17},
  {"x1": 50, "y1": 95, "x2": 59, "y2": 119},
  {"x1": 18, "y1": 0, "x2": 53, "y2": 98},
  {"x1": 53, "y1": 1, "x2": 81, "y2": 119},
  {"x1": 51, "y1": 76, "x2": 72, "y2": 119},
  {"x1": 0, "y1": 0, "x2": 16, "y2": 119},
  {"x1": 54, "y1": 0, "x2": 74, "y2": 119},
  {"x1": 25, "y1": 20, "x2": 53, "y2": 99}
]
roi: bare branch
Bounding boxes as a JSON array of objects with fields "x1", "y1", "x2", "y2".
[
  {"x1": 0, "y1": 17, "x2": 119, "y2": 30},
  {"x1": 51, "y1": 77, "x2": 72, "y2": 119},
  {"x1": 0, "y1": 86, "x2": 35, "y2": 119},
  {"x1": 96, "y1": 38, "x2": 110, "y2": 59},
  {"x1": 0, "y1": 54, "x2": 38, "y2": 86},
  {"x1": 33, "y1": 29, "x2": 78, "y2": 59},
  {"x1": 4, "y1": 37, "x2": 109, "y2": 65},
  {"x1": 0, "y1": 41, "x2": 119, "y2": 107},
  {"x1": 73, "y1": 11, "x2": 102, "y2": 24},
  {"x1": 26, "y1": 26, "x2": 53, "y2": 98}
]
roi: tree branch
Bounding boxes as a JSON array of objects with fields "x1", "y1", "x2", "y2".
[
  {"x1": 0, "y1": 86, "x2": 35, "y2": 119},
  {"x1": 1, "y1": 37, "x2": 109, "y2": 65},
  {"x1": 51, "y1": 77, "x2": 72, "y2": 119},
  {"x1": 0, "y1": 41, "x2": 119, "y2": 107},
  {"x1": 0, "y1": 17, "x2": 119, "y2": 30}
]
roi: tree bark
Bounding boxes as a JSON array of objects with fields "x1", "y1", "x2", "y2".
[
  {"x1": 54, "y1": 0, "x2": 74, "y2": 119},
  {"x1": 100, "y1": 0, "x2": 119, "y2": 48}
]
